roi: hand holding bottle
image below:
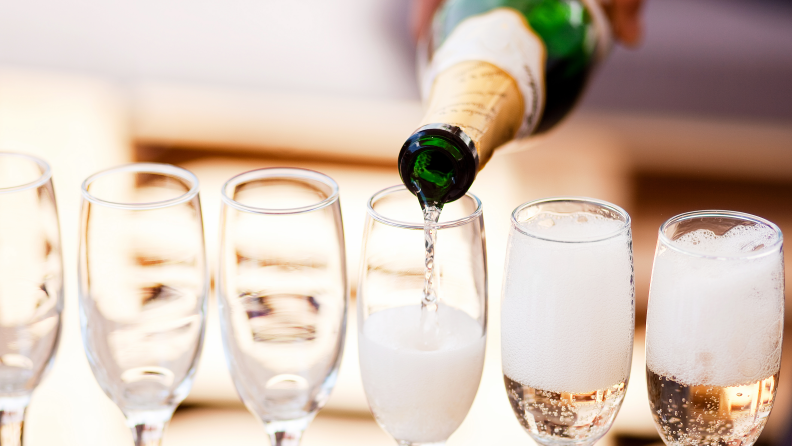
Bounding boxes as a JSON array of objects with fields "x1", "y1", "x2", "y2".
[{"x1": 600, "y1": 0, "x2": 644, "y2": 46}]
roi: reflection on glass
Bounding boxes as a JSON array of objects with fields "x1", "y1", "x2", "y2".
[
  {"x1": 646, "y1": 211, "x2": 784, "y2": 446},
  {"x1": 218, "y1": 168, "x2": 347, "y2": 446},
  {"x1": 79, "y1": 163, "x2": 207, "y2": 446},
  {"x1": 0, "y1": 153, "x2": 63, "y2": 445},
  {"x1": 501, "y1": 197, "x2": 635, "y2": 446},
  {"x1": 358, "y1": 185, "x2": 487, "y2": 446}
]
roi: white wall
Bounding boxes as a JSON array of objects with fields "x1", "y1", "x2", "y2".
[
  {"x1": 0, "y1": 0, "x2": 790, "y2": 121},
  {"x1": 0, "y1": 0, "x2": 419, "y2": 100}
]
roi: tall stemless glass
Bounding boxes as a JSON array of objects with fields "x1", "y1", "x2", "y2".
[
  {"x1": 646, "y1": 211, "x2": 784, "y2": 446},
  {"x1": 218, "y1": 168, "x2": 347, "y2": 446},
  {"x1": 0, "y1": 153, "x2": 63, "y2": 445},
  {"x1": 502, "y1": 197, "x2": 635, "y2": 446},
  {"x1": 358, "y1": 185, "x2": 487, "y2": 446},
  {"x1": 79, "y1": 163, "x2": 207, "y2": 446}
]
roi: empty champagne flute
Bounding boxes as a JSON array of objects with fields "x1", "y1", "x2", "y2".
[
  {"x1": 358, "y1": 185, "x2": 487, "y2": 446},
  {"x1": 646, "y1": 211, "x2": 784, "y2": 446},
  {"x1": 502, "y1": 197, "x2": 635, "y2": 446},
  {"x1": 0, "y1": 153, "x2": 63, "y2": 445},
  {"x1": 79, "y1": 163, "x2": 207, "y2": 445},
  {"x1": 218, "y1": 168, "x2": 347, "y2": 446}
]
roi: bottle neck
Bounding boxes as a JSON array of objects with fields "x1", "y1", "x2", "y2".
[
  {"x1": 400, "y1": 61, "x2": 524, "y2": 207},
  {"x1": 419, "y1": 60, "x2": 524, "y2": 170},
  {"x1": 398, "y1": 124, "x2": 477, "y2": 207}
]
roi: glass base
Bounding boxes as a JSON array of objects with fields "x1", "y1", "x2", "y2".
[
  {"x1": 265, "y1": 415, "x2": 315, "y2": 446},
  {"x1": 125, "y1": 408, "x2": 175, "y2": 446},
  {"x1": 528, "y1": 433, "x2": 602, "y2": 446},
  {"x1": 0, "y1": 396, "x2": 29, "y2": 446},
  {"x1": 398, "y1": 442, "x2": 446, "y2": 446}
]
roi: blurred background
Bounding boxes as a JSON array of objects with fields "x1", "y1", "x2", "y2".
[{"x1": 0, "y1": 0, "x2": 790, "y2": 444}]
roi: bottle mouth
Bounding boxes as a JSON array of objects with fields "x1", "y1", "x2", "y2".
[{"x1": 398, "y1": 124, "x2": 479, "y2": 204}]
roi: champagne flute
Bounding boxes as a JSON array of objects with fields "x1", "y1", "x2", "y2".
[
  {"x1": 646, "y1": 211, "x2": 784, "y2": 446},
  {"x1": 358, "y1": 185, "x2": 487, "y2": 446},
  {"x1": 501, "y1": 197, "x2": 635, "y2": 446},
  {"x1": 0, "y1": 153, "x2": 63, "y2": 445},
  {"x1": 218, "y1": 168, "x2": 347, "y2": 446},
  {"x1": 78, "y1": 163, "x2": 207, "y2": 446}
]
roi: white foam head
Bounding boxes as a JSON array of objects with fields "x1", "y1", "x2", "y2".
[
  {"x1": 502, "y1": 200, "x2": 635, "y2": 394},
  {"x1": 359, "y1": 304, "x2": 485, "y2": 443},
  {"x1": 646, "y1": 213, "x2": 784, "y2": 387},
  {"x1": 516, "y1": 211, "x2": 627, "y2": 242}
]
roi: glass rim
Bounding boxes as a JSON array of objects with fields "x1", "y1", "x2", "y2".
[
  {"x1": 0, "y1": 152, "x2": 52, "y2": 194},
  {"x1": 366, "y1": 185, "x2": 483, "y2": 229},
  {"x1": 221, "y1": 167, "x2": 340, "y2": 215},
  {"x1": 510, "y1": 196, "x2": 631, "y2": 243},
  {"x1": 81, "y1": 163, "x2": 200, "y2": 210},
  {"x1": 658, "y1": 210, "x2": 784, "y2": 260}
]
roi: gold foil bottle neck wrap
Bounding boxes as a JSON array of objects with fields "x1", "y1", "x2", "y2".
[{"x1": 419, "y1": 60, "x2": 524, "y2": 170}]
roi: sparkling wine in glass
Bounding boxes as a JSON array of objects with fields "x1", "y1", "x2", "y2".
[
  {"x1": 0, "y1": 153, "x2": 63, "y2": 445},
  {"x1": 646, "y1": 211, "x2": 784, "y2": 446},
  {"x1": 358, "y1": 185, "x2": 487, "y2": 446},
  {"x1": 501, "y1": 197, "x2": 635, "y2": 446},
  {"x1": 79, "y1": 163, "x2": 207, "y2": 446},
  {"x1": 218, "y1": 168, "x2": 347, "y2": 446}
]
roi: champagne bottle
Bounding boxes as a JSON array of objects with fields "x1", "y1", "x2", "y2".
[{"x1": 399, "y1": 0, "x2": 611, "y2": 208}]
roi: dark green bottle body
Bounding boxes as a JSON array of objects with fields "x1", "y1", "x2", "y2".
[
  {"x1": 399, "y1": 0, "x2": 609, "y2": 208},
  {"x1": 434, "y1": 0, "x2": 602, "y2": 133}
]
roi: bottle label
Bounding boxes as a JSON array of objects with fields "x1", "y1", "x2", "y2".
[
  {"x1": 419, "y1": 61, "x2": 524, "y2": 168},
  {"x1": 421, "y1": 8, "x2": 546, "y2": 138}
]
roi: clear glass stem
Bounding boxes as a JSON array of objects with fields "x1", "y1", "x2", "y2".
[
  {"x1": 265, "y1": 418, "x2": 311, "y2": 446},
  {"x1": 398, "y1": 442, "x2": 446, "y2": 446},
  {"x1": 0, "y1": 396, "x2": 29, "y2": 446},
  {"x1": 126, "y1": 409, "x2": 174, "y2": 446},
  {"x1": 268, "y1": 430, "x2": 302, "y2": 446},
  {"x1": 0, "y1": 407, "x2": 25, "y2": 446}
]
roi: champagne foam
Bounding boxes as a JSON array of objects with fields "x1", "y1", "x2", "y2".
[
  {"x1": 646, "y1": 226, "x2": 784, "y2": 387},
  {"x1": 502, "y1": 213, "x2": 634, "y2": 394},
  {"x1": 517, "y1": 212, "x2": 626, "y2": 242},
  {"x1": 671, "y1": 224, "x2": 779, "y2": 257},
  {"x1": 359, "y1": 304, "x2": 485, "y2": 443}
]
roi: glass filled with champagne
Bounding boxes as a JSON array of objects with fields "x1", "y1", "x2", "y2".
[
  {"x1": 502, "y1": 197, "x2": 635, "y2": 446},
  {"x1": 357, "y1": 185, "x2": 487, "y2": 446},
  {"x1": 646, "y1": 211, "x2": 784, "y2": 446}
]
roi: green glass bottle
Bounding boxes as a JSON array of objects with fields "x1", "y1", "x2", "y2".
[{"x1": 398, "y1": 0, "x2": 611, "y2": 208}]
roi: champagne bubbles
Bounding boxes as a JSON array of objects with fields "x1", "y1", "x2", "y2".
[
  {"x1": 671, "y1": 224, "x2": 779, "y2": 258},
  {"x1": 517, "y1": 211, "x2": 626, "y2": 242},
  {"x1": 359, "y1": 304, "x2": 485, "y2": 444},
  {"x1": 646, "y1": 222, "x2": 784, "y2": 388},
  {"x1": 645, "y1": 211, "x2": 784, "y2": 446},
  {"x1": 502, "y1": 209, "x2": 634, "y2": 394}
]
